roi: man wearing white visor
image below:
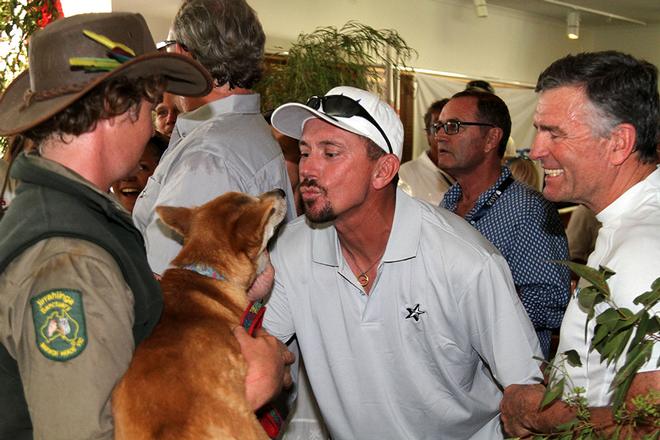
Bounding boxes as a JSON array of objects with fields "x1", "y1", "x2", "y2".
[{"x1": 263, "y1": 86, "x2": 544, "y2": 439}]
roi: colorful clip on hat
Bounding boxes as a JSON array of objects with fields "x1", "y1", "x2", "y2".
[{"x1": 0, "y1": 12, "x2": 213, "y2": 136}]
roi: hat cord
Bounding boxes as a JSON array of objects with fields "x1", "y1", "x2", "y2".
[{"x1": 22, "y1": 83, "x2": 87, "y2": 110}]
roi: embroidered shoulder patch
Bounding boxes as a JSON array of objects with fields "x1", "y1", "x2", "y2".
[{"x1": 30, "y1": 289, "x2": 87, "y2": 361}]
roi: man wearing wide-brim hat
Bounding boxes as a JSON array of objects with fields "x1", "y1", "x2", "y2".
[{"x1": 0, "y1": 13, "x2": 287, "y2": 439}]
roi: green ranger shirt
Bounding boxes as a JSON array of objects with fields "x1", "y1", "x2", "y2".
[{"x1": 0, "y1": 153, "x2": 162, "y2": 440}]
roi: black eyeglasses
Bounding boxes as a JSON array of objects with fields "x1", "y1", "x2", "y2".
[
  {"x1": 431, "y1": 120, "x2": 496, "y2": 136},
  {"x1": 306, "y1": 95, "x2": 392, "y2": 154}
]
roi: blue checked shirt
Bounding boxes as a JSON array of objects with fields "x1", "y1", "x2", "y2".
[{"x1": 442, "y1": 166, "x2": 571, "y2": 359}]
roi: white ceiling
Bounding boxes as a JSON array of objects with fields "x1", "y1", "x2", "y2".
[{"x1": 486, "y1": 0, "x2": 660, "y2": 25}]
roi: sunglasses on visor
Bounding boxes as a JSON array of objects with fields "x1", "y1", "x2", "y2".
[{"x1": 306, "y1": 95, "x2": 393, "y2": 154}]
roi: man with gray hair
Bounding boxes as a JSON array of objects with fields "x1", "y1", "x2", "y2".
[
  {"x1": 133, "y1": 0, "x2": 297, "y2": 277},
  {"x1": 501, "y1": 51, "x2": 660, "y2": 438}
]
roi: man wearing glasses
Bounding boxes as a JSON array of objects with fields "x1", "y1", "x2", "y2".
[
  {"x1": 437, "y1": 90, "x2": 571, "y2": 360},
  {"x1": 263, "y1": 85, "x2": 544, "y2": 439}
]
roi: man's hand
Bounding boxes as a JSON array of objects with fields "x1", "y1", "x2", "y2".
[
  {"x1": 247, "y1": 251, "x2": 275, "y2": 302},
  {"x1": 500, "y1": 384, "x2": 548, "y2": 437},
  {"x1": 501, "y1": 383, "x2": 577, "y2": 438},
  {"x1": 233, "y1": 326, "x2": 294, "y2": 411}
]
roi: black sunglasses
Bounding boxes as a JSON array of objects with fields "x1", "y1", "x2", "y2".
[
  {"x1": 306, "y1": 95, "x2": 392, "y2": 154},
  {"x1": 431, "y1": 120, "x2": 496, "y2": 136},
  {"x1": 156, "y1": 40, "x2": 189, "y2": 52}
]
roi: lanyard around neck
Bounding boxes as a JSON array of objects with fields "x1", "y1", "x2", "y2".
[{"x1": 468, "y1": 175, "x2": 514, "y2": 224}]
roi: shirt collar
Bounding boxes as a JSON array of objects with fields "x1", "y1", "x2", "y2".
[
  {"x1": 596, "y1": 167, "x2": 660, "y2": 225},
  {"x1": 171, "y1": 93, "x2": 261, "y2": 141},
  {"x1": 419, "y1": 151, "x2": 453, "y2": 181},
  {"x1": 14, "y1": 152, "x2": 132, "y2": 222},
  {"x1": 443, "y1": 166, "x2": 511, "y2": 221},
  {"x1": 311, "y1": 188, "x2": 421, "y2": 267}
]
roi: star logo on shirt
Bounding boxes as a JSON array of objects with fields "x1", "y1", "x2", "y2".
[{"x1": 405, "y1": 304, "x2": 426, "y2": 322}]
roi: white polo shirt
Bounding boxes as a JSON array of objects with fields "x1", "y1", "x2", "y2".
[
  {"x1": 264, "y1": 190, "x2": 543, "y2": 440},
  {"x1": 398, "y1": 150, "x2": 453, "y2": 205},
  {"x1": 556, "y1": 167, "x2": 660, "y2": 406}
]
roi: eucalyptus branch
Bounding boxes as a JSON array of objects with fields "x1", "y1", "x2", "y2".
[{"x1": 528, "y1": 263, "x2": 660, "y2": 439}]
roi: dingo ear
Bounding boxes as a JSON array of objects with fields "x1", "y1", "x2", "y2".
[{"x1": 156, "y1": 206, "x2": 193, "y2": 237}]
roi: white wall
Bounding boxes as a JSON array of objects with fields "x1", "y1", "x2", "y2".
[
  {"x1": 118, "y1": 0, "x2": 586, "y2": 83},
  {"x1": 589, "y1": 23, "x2": 660, "y2": 68},
  {"x1": 247, "y1": 0, "x2": 590, "y2": 85},
  {"x1": 116, "y1": 0, "x2": 658, "y2": 84},
  {"x1": 113, "y1": 0, "x2": 659, "y2": 159}
]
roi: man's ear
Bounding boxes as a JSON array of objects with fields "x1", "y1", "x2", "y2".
[
  {"x1": 608, "y1": 123, "x2": 637, "y2": 166},
  {"x1": 483, "y1": 127, "x2": 504, "y2": 154},
  {"x1": 156, "y1": 205, "x2": 193, "y2": 237},
  {"x1": 372, "y1": 154, "x2": 400, "y2": 190}
]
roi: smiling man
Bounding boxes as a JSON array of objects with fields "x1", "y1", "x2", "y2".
[
  {"x1": 112, "y1": 133, "x2": 169, "y2": 213},
  {"x1": 501, "y1": 51, "x2": 660, "y2": 439},
  {"x1": 263, "y1": 86, "x2": 544, "y2": 439}
]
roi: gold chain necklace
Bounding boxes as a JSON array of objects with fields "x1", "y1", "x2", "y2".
[{"x1": 344, "y1": 249, "x2": 382, "y2": 287}]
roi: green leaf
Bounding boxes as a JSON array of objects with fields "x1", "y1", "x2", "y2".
[
  {"x1": 595, "y1": 308, "x2": 620, "y2": 327},
  {"x1": 555, "y1": 418, "x2": 579, "y2": 431},
  {"x1": 629, "y1": 312, "x2": 651, "y2": 348},
  {"x1": 599, "y1": 265, "x2": 616, "y2": 280},
  {"x1": 611, "y1": 327, "x2": 635, "y2": 364},
  {"x1": 557, "y1": 261, "x2": 612, "y2": 295},
  {"x1": 598, "y1": 330, "x2": 629, "y2": 364},
  {"x1": 592, "y1": 322, "x2": 611, "y2": 348},
  {"x1": 650, "y1": 276, "x2": 660, "y2": 292},
  {"x1": 578, "y1": 288, "x2": 600, "y2": 311},
  {"x1": 541, "y1": 377, "x2": 565, "y2": 409},
  {"x1": 564, "y1": 349, "x2": 583, "y2": 368},
  {"x1": 612, "y1": 341, "x2": 653, "y2": 388},
  {"x1": 610, "y1": 369, "x2": 636, "y2": 412},
  {"x1": 634, "y1": 287, "x2": 660, "y2": 308}
]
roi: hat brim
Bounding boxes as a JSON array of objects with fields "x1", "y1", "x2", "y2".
[
  {"x1": 270, "y1": 102, "x2": 373, "y2": 142},
  {"x1": 0, "y1": 52, "x2": 212, "y2": 136}
]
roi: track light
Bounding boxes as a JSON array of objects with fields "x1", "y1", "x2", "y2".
[
  {"x1": 567, "y1": 11, "x2": 580, "y2": 39},
  {"x1": 473, "y1": 0, "x2": 488, "y2": 18}
]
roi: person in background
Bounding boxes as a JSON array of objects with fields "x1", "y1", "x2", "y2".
[
  {"x1": 501, "y1": 51, "x2": 660, "y2": 439},
  {"x1": 398, "y1": 98, "x2": 454, "y2": 204},
  {"x1": 465, "y1": 79, "x2": 518, "y2": 159},
  {"x1": 0, "y1": 135, "x2": 25, "y2": 213},
  {"x1": 465, "y1": 79, "x2": 496, "y2": 94},
  {"x1": 263, "y1": 85, "x2": 543, "y2": 439},
  {"x1": 153, "y1": 92, "x2": 179, "y2": 137},
  {"x1": 133, "y1": 0, "x2": 296, "y2": 277},
  {"x1": 112, "y1": 133, "x2": 169, "y2": 213},
  {"x1": 564, "y1": 204, "x2": 601, "y2": 265},
  {"x1": 506, "y1": 154, "x2": 541, "y2": 191},
  {"x1": 265, "y1": 110, "x2": 303, "y2": 215},
  {"x1": 437, "y1": 90, "x2": 570, "y2": 359}
]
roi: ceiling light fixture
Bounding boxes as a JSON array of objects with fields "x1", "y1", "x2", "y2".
[
  {"x1": 473, "y1": 0, "x2": 488, "y2": 18},
  {"x1": 567, "y1": 11, "x2": 580, "y2": 39},
  {"x1": 543, "y1": 0, "x2": 646, "y2": 26}
]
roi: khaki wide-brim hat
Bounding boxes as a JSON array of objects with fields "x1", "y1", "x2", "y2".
[{"x1": 0, "y1": 12, "x2": 212, "y2": 136}]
